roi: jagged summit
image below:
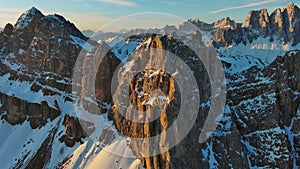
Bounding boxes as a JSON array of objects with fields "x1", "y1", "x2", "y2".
[
  {"x1": 242, "y1": 8, "x2": 269, "y2": 29},
  {"x1": 12, "y1": 7, "x2": 87, "y2": 41},
  {"x1": 14, "y1": 7, "x2": 44, "y2": 30},
  {"x1": 27, "y1": 6, "x2": 39, "y2": 13},
  {"x1": 188, "y1": 17, "x2": 239, "y2": 32},
  {"x1": 214, "y1": 17, "x2": 238, "y2": 30},
  {"x1": 191, "y1": 3, "x2": 300, "y2": 47},
  {"x1": 0, "y1": 7, "x2": 97, "y2": 81},
  {"x1": 241, "y1": 3, "x2": 299, "y2": 29},
  {"x1": 286, "y1": 2, "x2": 298, "y2": 10}
]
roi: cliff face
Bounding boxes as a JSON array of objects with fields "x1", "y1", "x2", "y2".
[
  {"x1": 242, "y1": 9, "x2": 270, "y2": 37},
  {"x1": 223, "y1": 50, "x2": 300, "y2": 168},
  {"x1": 109, "y1": 34, "x2": 250, "y2": 169},
  {"x1": 113, "y1": 68, "x2": 176, "y2": 169},
  {"x1": 0, "y1": 92, "x2": 60, "y2": 129}
]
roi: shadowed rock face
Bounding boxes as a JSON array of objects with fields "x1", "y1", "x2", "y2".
[
  {"x1": 0, "y1": 92, "x2": 60, "y2": 129},
  {"x1": 0, "y1": 7, "x2": 85, "y2": 127},
  {"x1": 225, "y1": 50, "x2": 300, "y2": 168},
  {"x1": 242, "y1": 9, "x2": 270, "y2": 38}
]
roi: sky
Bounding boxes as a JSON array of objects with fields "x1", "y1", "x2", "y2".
[{"x1": 0, "y1": 0, "x2": 299, "y2": 32}]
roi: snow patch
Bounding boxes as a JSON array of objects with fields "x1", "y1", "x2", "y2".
[{"x1": 70, "y1": 35, "x2": 94, "y2": 52}]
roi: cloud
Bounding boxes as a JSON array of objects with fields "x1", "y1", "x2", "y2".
[
  {"x1": 96, "y1": 0, "x2": 137, "y2": 7},
  {"x1": 210, "y1": 0, "x2": 278, "y2": 14},
  {"x1": 162, "y1": 1, "x2": 177, "y2": 6}
]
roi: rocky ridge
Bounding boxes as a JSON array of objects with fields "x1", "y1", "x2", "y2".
[{"x1": 191, "y1": 3, "x2": 300, "y2": 47}]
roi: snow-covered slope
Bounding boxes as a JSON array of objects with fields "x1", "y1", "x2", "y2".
[{"x1": 218, "y1": 37, "x2": 300, "y2": 74}]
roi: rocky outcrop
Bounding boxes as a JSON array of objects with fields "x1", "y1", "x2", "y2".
[
  {"x1": 223, "y1": 50, "x2": 300, "y2": 168},
  {"x1": 268, "y1": 3, "x2": 300, "y2": 45},
  {"x1": 214, "y1": 17, "x2": 239, "y2": 30},
  {"x1": 242, "y1": 9, "x2": 270, "y2": 38},
  {"x1": 3, "y1": 23, "x2": 13, "y2": 35},
  {"x1": 94, "y1": 43, "x2": 121, "y2": 106},
  {"x1": 0, "y1": 92, "x2": 60, "y2": 129},
  {"x1": 191, "y1": 16, "x2": 244, "y2": 47},
  {"x1": 59, "y1": 115, "x2": 87, "y2": 147},
  {"x1": 112, "y1": 68, "x2": 175, "y2": 168}
]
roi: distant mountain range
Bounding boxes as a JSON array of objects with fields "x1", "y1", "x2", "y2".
[
  {"x1": 82, "y1": 29, "x2": 95, "y2": 37},
  {"x1": 193, "y1": 3, "x2": 300, "y2": 47},
  {"x1": 0, "y1": 3, "x2": 299, "y2": 169}
]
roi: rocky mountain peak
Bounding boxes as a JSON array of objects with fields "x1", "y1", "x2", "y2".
[
  {"x1": 242, "y1": 8, "x2": 270, "y2": 29},
  {"x1": 282, "y1": 3, "x2": 300, "y2": 23},
  {"x1": 213, "y1": 17, "x2": 238, "y2": 30},
  {"x1": 0, "y1": 6, "x2": 106, "y2": 135},
  {"x1": 270, "y1": 8, "x2": 284, "y2": 27},
  {"x1": 280, "y1": 3, "x2": 300, "y2": 44},
  {"x1": 0, "y1": 6, "x2": 98, "y2": 84},
  {"x1": 188, "y1": 18, "x2": 213, "y2": 31},
  {"x1": 3, "y1": 23, "x2": 13, "y2": 35},
  {"x1": 38, "y1": 13, "x2": 87, "y2": 41},
  {"x1": 285, "y1": 2, "x2": 298, "y2": 11},
  {"x1": 14, "y1": 7, "x2": 44, "y2": 30},
  {"x1": 12, "y1": 7, "x2": 87, "y2": 41},
  {"x1": 5, "y1": 7, "x2": 90, "y2": 54},
  {"x1": 208, "y1": 3, "x2": 300, "y2": 47}
]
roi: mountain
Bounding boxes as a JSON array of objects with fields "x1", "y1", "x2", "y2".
[
  {"x1": 0, "y1": 3, "x2": 300, "y2": 169},
  {"x1": 103, "y1": 8, "x2": 300, "y2": 167},
  {"x1": 82, "y1": 29, "x2": 95, "y2": 37},
  {"x1": 0, "y1": 7, "x2": 124, "y2": 168},
  {"x1": 191, "y1": 3, "x2": 300, "y2": 47}
]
